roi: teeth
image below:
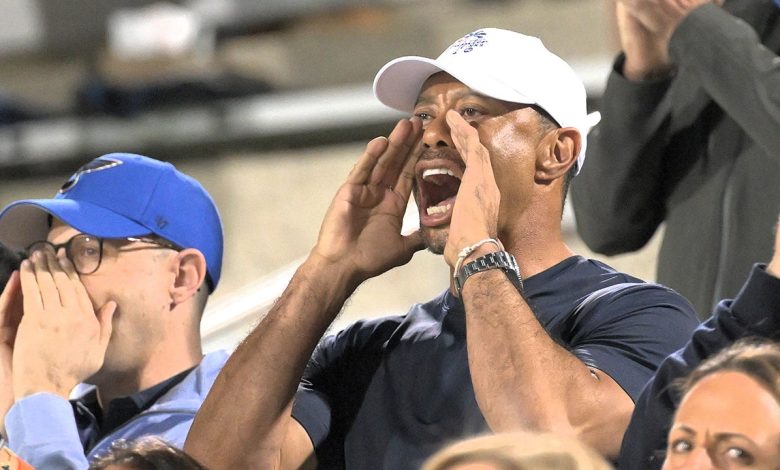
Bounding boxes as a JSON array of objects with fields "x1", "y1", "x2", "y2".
[
  {"x1": 422, "y1": 168, "x2": 457, "y2": 180},
  {"x1": 426, "y1": 203, "x2": 452, "y2": 216}
]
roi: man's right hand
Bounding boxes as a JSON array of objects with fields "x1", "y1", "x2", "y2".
[
  {"x1": 617, "y1": 0, "x2": 720, "y2": 81},
  {"x1": 310, "y1": 118, "x2": 425, "y2": 288},
  {"x1": 0, "y1": 271, "x2": 23, "y2": 434},
  {"x1": 13, "y1": 251, "x2": 115, "y2": 400},
  {"x1": 616, "y1": 2, "x2": 674, "y2": 81}
]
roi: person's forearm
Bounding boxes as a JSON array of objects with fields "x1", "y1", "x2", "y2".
[
  {"x1": 570, "y1": 58, "x2": 671, "y2": 256},
  {"x1": 671, "y1": 3, "x2": 780, "y2": 157},
  {"x1": 185, "y1": 254, "x2": 357, "y2": 469},
  {"x1": 462, "y1": 270, "x2": 631, "y2": 459}
]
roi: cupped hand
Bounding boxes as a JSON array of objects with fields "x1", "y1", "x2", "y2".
[
  {"x1": 13, "y1": 250, "x2": 115, "y2": 399},
  {"x1": 0, "y1": 270, "x2": 22, "y2": 431},
  {"x1": 616, "y1": 2, "x2": 675, "y2": 80},
  {"x1": 619, "y1": 0, "x2": 715, "y2": 42},
  {"x1": 311, "y1": 118, "x2": 426, "y2": 286},
  {"x1": 442, "y1": 110, "x2": 500, "y2": 269}
]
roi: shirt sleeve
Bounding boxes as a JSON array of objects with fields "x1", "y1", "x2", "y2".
[
  {"x1": 619, "y1": 264, "x2": 780, "y2": 469},
  {"x1": 564, "y1": 283, "x2": 700, "y2": 401},
  {"x1": 569, "y1": 54, "x2": 674, "y2": 257},
  {"x1": 291, "y1": 316, "x2": 403, "y2": 460},
  {"x1": 670, "y1": 3, "x2": 780, "y2": 158},
  {"x1": 6, "y1": 392, "x2": 90, "y2": 470}
]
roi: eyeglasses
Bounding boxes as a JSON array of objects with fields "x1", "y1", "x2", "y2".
[{"x1": 26, "y1": 234, "x2": 181, "y2": 275}]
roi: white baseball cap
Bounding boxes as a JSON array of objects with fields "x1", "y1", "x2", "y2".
[{"x1": 373, "y1": 28, "x2": 601, "y2": 173}]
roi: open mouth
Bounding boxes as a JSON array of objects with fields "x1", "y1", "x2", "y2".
[{"x1": 416, "y1": 160, "x2": 463, "y2": 226}]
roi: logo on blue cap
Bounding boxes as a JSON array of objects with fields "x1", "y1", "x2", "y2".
[{"x1": 59, "y1": 157, "x2": 123, "y2": 194}]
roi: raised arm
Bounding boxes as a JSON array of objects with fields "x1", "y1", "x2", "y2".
[
  {"x1": 570, "y1": 2, "x2": 681, "y2": 255},
  {"x1": 573, "y1": 0, "x2": 780, "y2": 256},
  {"x1": 666, "y1": 2, "x2": 780, "y2": 157},
  {"x1": 184, "y1": 118, "x2": 424, "y2": 470},
  {"x1": 444, "y1": 111, "x2": 639, "y2": 460}
]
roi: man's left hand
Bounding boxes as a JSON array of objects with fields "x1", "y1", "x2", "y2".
[
  {"x1": 443, "y1": 110, "x2": 501, "y2": 269},
  {"x1": 12, "y1": 250, "x2": 115, "y2": 399}
]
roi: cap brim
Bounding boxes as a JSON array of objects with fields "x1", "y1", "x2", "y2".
[
  {"x1": 0, "y1": 199, "x2": 151, "y2": 250},
  {"x1": 373, "y1": 56, "x2": 445, "y2": 112},
  {"x1": 374, "y1": 55, "x2": 538, "y2": 113}
]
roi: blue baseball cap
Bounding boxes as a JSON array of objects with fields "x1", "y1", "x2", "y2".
[{"x1": 0, "y1": 153, "x2": 224, "y2": 291}]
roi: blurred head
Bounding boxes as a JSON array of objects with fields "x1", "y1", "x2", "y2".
[
  {"x1": 89, "y1": 437, "x2": 209, "y2": 470},
  {"x1": 0, "y1": 153, "x2": 224, "y2": 385},
  {"x1": 663, "y1": 340, "x2": 780, "y2": 470},
  {"x1": 422, "y1": 432, "x2": 613, "y2": 470},
  {"x1": 373, "y1": 29, "x2": 597, "y2": 253}
]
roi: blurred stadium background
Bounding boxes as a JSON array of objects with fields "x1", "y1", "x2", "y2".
[{"x1": 0, "y1": 0, "x2": 662, "y2": 350}]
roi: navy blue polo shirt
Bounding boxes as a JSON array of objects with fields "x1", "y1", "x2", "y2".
[{"x1": 292, "y1": 256, "x2": 699, "y2": 469}]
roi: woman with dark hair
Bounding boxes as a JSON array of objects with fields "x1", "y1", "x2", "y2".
[
  {"x1": 89, "y1": 437, "x2": 208, "y2": 470},
  {"x1": 663, "y1": 340, "x2": 780, "y2": 469}
]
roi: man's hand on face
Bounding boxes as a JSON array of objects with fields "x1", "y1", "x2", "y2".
[
  {"x1": 13, "y1": 250, "x2": 116, "y2": 400},
  {"x1": 311, "y1": 117, "x2": 425, "y2": 285},
  {"x1": 442, "y1": 110, "x2": 500, "y2": 269},
  {"x1": 0, "y1": 270, "x2": 23, "y2": 431}
]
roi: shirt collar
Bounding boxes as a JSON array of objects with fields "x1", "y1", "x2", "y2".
[{"x1": 73, "y1": 365, "x2": 195, "y2": 439}]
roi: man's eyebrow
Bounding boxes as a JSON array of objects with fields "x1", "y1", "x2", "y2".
[{"x1": 413, "y1": 89, "x2": 489, "y2": 107}]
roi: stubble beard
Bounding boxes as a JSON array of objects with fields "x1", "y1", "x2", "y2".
[{"x1": 422, "y1": 226, "x2": 448, "y2": 255}]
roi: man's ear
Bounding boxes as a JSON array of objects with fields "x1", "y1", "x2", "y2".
[
  {"x1": 170, "y1": 248, "x2": 208, "y2": 305},
  {"x1": 536, "y1": 127, "x2": 581, "y2": 182}
]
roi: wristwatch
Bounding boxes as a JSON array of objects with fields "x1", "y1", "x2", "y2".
[{"x1": 454, "y1": 250, "x2": 523, "y2": 297}]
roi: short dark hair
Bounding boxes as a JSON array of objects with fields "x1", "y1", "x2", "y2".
[
  {"x1": 677, "y1": 338, "x2": 780, "y2": 403},
  {"x1": 0, "y1": 244, "x2": 22, "y2": 293},
  {"x1": 89, "y1": 437, "x2": 209, "y2": 470}
]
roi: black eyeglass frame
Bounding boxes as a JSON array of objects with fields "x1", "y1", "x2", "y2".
[{"x1": 25, "y1": 234, "x2": 181, "y2": 275}]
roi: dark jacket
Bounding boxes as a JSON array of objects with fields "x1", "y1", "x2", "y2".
[
  {"x1": 618, "y1": 264, "x2": 780, "y2": 468},
  {"x1": 571, "y1": 1, "x2": 780, "y2": 318}
]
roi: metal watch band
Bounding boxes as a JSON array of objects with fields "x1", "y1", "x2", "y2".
[{"x1": 454, "y1": 250, "x2": 523, "y2": 297}]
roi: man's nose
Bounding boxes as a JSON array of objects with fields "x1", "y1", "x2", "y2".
[{"x1": 422, "y1": 114, "x2": 454, "y2": 149}]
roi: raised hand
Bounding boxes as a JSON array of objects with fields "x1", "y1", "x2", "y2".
[
  {"x1": 12, "y1": 250, "x2": 115, "y2": 399},
  {"x1": 442, "y1": 110, "x2": 500, "y2": 269},
  {"x1": 311, "y1": 118, "x2": 425, "y2": 285},
  {"x1": 616, "y1": 2, "x2": 674, "y2": 81},
  {"x1": 0, "y1": 270, "x2": 23, "y2": 432},
  {"x1": 619, "y1": 0, "x2": 717, "y2": 42}
]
